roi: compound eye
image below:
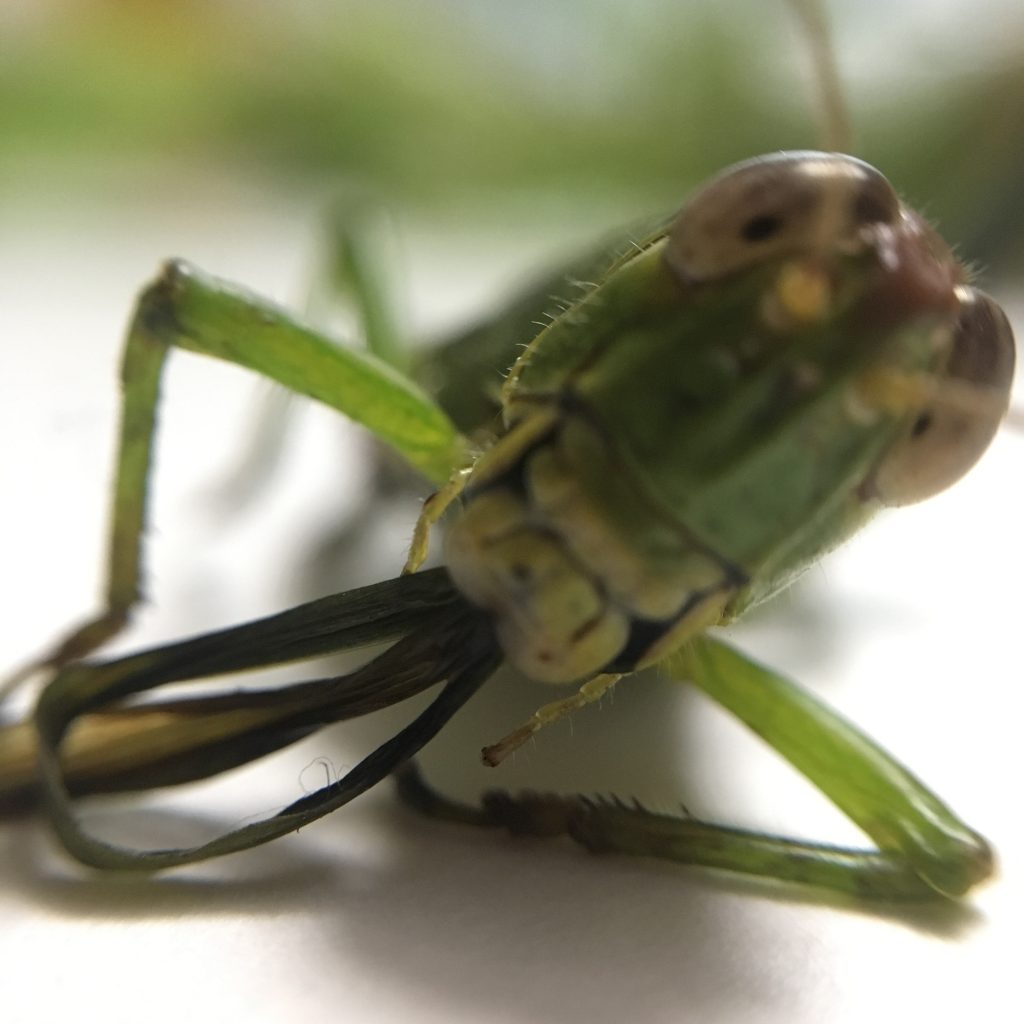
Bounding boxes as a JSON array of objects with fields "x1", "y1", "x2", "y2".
[
  {"x1": 870, "y1": 288, "x2": 1016, "y2": 506},
  {"x1": 664, "y1": 151, "x2": 901, "y2": 282}
]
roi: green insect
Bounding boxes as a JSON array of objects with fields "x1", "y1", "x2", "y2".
[{"x1": 0, "y1": 3, "x2": 1016, "y2": 902}]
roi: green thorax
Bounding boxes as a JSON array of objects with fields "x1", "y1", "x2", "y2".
[{"x1": 503, "y1": 239, "x2": 953, "y2": 613}]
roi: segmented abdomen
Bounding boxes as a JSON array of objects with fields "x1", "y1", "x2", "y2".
[{"x1": 445, "y1": 407, "x2": 739, "y2": 683}]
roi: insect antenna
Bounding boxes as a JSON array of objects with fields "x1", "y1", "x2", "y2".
[{"x1": 787, "y1": 0, "x2": 853, "y2": 154}]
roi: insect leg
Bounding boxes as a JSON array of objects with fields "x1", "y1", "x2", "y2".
[
  {"x1": 397, "y1": 761, "x2": 950, "y2": 905},
  {"x1": 313, "y1": 200, "x2": 408, "y2": 372},
  {"x1": 28, "y1": 572, "x2": 501, "y2": 869},
  {"x1": 660, "y1": 636, "x2": 994, "y2": 899},
  {"x1": 396, "y1": 634, "x2": 994, "y2": 901},
  {"x1": 402, "y1": 465, "x2": 472, "y2": 574},
  {"x1": 480, "y1": 672, "x2": 622, "y2": 766},
  {"x1": 0, "y1": 568, "x2": 461, "y2": 808},
  {"x1": 521, "y1": 795, "x2": 946, "y2": 902},
  {"x1": 10, "y1": 261, "x2": 465, "y2": 681},
  {"x1": 392, "y1": 765, "x2": 962, "y2": 903}
]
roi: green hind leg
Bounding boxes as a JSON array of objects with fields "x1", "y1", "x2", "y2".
[
  {"x1": 7, "y1": 260, "x2": 463, "y2": 685},
  {"x1": 394, "y1": 635, "x2": 993, "y2": 902}
]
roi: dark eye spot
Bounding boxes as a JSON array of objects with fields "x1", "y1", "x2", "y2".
[
  {"x1": 741, "y1": 213, "x2": 783, "y2": 242},
  {"x1": 911, "y1": 412, "x2": 933, "y2": 438}
]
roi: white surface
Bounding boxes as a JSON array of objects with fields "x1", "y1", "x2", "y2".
[{"x1": 1, "y1": 178, "x2": 1022, "y2": 1024}]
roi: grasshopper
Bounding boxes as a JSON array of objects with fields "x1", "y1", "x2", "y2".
[{"x1": 0, "y1": 1, "x2": 1015, "y2": 901}]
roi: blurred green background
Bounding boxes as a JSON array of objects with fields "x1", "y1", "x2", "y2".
[{"x1": 3, "y1": 0, "x2": 1023, "y2": 278}]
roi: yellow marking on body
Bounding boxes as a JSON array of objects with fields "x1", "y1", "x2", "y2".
[
  {"x1": 635, "y1": 589, "x2": 733, "y2": 669},
  {"x1": 854, "y1": 366, "x2": 932, "y2": 417},
  {"x1": 762, "y1": 260, "x2": 832, "y2": 331},
  {"x1": 855, "y1": 365, "x2": 1011, "y2": 423}
]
